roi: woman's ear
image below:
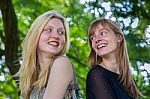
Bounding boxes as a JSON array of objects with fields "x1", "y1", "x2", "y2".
[{"x1": 117, "y1": 34, "x2": 123, "y2": 42}]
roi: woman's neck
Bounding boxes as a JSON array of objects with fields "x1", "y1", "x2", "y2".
[
  {"x1": 100, "y1": 57, "x2": 120, "y2": 74},
  {"x1": 37, "y1": 51, "x2": 53, "y2": 70}
]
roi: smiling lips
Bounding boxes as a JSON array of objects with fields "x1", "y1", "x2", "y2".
[
  {"x1": 48, "y1": 41, "x2": 59, "y2": 46},
  {"x1": 97, "y1": 43, "x2": 107, "y2": 49}
]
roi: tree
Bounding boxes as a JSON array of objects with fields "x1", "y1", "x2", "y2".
[
  {"x1": 0, "y1": 0, "x2": 149, "y2": 98},
  {"x1": 0, "y1": 0, "x2": 19, "y2": 78}
]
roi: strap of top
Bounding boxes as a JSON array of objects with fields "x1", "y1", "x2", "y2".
[{"x1": 70, "y1": 59, "x2": 77, "y2": 84}]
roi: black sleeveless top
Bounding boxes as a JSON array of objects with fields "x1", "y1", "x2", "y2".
[{"x1": 86, "y1": 65, "x2": 132, "y2": 99}]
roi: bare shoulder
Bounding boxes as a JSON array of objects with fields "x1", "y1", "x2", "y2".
[
  {"x1": 44, "y1": 56, "x2": 74, "y2": 98},
  {"x1": 50, "y1": 56, "x2": 74, "y2": 77},
  {"x1": 48, "y1": 56, "x2": 74, "y2": 83},
  {"x1": 53, "y1": 56, "x2": 73, "y2": 68}
]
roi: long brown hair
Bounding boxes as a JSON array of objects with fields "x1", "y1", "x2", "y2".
[
  {"x1": 88, "y1": 18, "x2": 142, "y2": 99},
  {"x1": 16, "y1": 10, "x2": 70, "y2": 99}
]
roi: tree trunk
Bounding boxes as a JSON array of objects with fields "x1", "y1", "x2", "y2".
[{"x1": 0, "y1": 0, "x2": 20, "y2": 79}]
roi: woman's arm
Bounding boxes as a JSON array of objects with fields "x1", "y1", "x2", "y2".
[{"x1": 43, "y1": 56, "x2": 74, "y2": 99}]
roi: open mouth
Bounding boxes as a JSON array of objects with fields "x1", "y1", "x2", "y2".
[
  {"x1": 97, "y1": 43, "x2": 107, "y2": 49},
  {"x1": 48, "y1": 41, "x2": 59, "y2": 46}
]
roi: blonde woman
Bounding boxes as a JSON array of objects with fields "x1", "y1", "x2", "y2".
[
  {"x1": 86, "y1": 19, "x2": 142, "y2": 99},
  {"x1": 17, "y1": 10, "x2": 79, "y2": 99}
]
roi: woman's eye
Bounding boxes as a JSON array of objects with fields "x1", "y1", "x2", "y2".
[
  {"x1": 100, "y1": 31, "x2": 107, "y2": 35},
  {"x1": 90, "y1": 35, "x2": 95, "y2": 41},
  {"x1": 43, "y1": 28, "x2": 52, "y2": 32},
  {"x1": 47, "y1": 28, "x2": 52, "y2": 32},
  {"x1": 58, "y1": 31, "x2": 65, "y2": 35}
]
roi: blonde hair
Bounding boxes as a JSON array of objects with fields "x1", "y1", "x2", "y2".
[
  {"x1": 88, "y1": 19, "x2": 142, "y2": 99},
  {"x1": 17, "y1": 10, "x2": 70, "y2": 99}
]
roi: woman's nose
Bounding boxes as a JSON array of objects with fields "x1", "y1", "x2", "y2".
[
  {"x1": 51, "y1": 31, "x2": 59, "y2": 39},
  {"x1": 52, "y1": 34, "x2": 59, "y2": 39},
  {"x1": 95, "y1": 36, "x2": 102, "y2": 43},
  {"x1": 95, "y1": 39, "x2": 100, "y2": 43}
]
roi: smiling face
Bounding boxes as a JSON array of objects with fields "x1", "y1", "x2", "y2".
[
  {"x1": 37, "y1": 18, "x2": 66, "y2": 57},
  {"x1": 90, "y1": 24, "x2": 122, "y2": 57}
]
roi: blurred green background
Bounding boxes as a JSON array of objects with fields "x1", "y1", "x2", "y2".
[{"x1": 0, "y1": 0, "x2": 150, "y2": 99}]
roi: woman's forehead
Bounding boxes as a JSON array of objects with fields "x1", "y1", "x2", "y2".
[{"x1": 91, "y1": 24, "x2": 111, "y2": 33}]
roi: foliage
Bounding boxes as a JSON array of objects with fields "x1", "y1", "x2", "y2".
[
  {"x1": 0, "y1": 62, "x2": 19, "y2": 99},
  {"x1": 0, "y1": 0, "x2": 150, "y2": 99}
]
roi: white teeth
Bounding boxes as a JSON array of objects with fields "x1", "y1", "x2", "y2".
[
  {"x1": 97, "y1": 44, "x2": 106, "y2": 49},
  {"x1": 48, "y1": 41, "x2": 59, "y2": 46}
]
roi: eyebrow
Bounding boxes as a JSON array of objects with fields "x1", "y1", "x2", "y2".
[
  {"x1": 96, "y1": 27, "x2": 110, "y2": 32},
  {"x1": 45, "y1": 26, "x2": 65, "y2": 30}
]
